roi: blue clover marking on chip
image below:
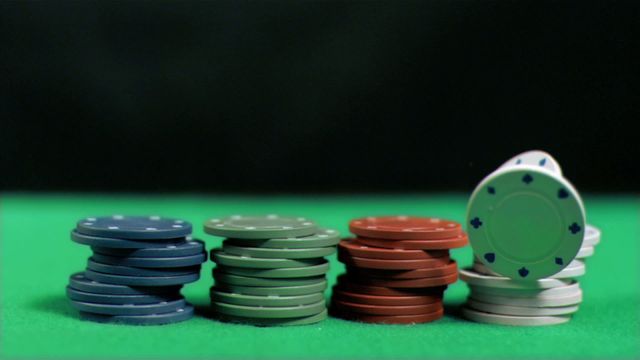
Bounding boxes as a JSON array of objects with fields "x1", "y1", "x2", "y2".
[
  {"x1": 539, "y1": 158, "x2": 547, "y2": 166},
  {"x1": 516, "y1": 159, "x2": 522, "y2": 164},
  {"x1": 470, "y1": 217, "x2": 483, "y2": 229},
  {"x1": 484, "y1": 253, "x2": 496, "y2": 263},
  {"x1": 555, "y1": 257, "x2": 564, "y2": 265},
  {"x1": 522, "y1": 174, "x2": 534, "y2": 184},
  {"x1": 569, "y1": 223, "x2": 582, "y2": 234},
  {"x1": 518, "y1": 267, "x2": 530, "y2": 277},
  {"x1": 558, "y1": 188, "x2": 569, "y2": 199},
  {"x1": 487, "y1": 186, "x2": 496, "y2": 194}
]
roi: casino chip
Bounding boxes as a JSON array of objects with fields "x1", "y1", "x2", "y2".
[
  {"x1": 204, "y1": 215, "x2": 338, "y2": 326},
  {"x1": 67, "y1": 215, "x2": 206, "y2": 325},
  {"x1": 460, "y1": 151, "x2": 601, "y2": 326},
  {"x1": 332, "y1": 216, "x2": 468, "y2": 324},
  {"x1": 204, "y1": 215, "x2": 317, "y2": 239}
]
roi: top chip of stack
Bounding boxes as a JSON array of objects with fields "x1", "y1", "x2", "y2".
[
  {"x1": 205, "y1": 215, "x2": 338, "y2": 326},
  {"x1": 331, "y1": 216, "x2": 468, "y2": 324},
  {"x1": 67, "y1": 215, "x2": 206, "y2": 325}
]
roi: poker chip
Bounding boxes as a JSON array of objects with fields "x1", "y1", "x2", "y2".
[
  {"x1": 461, "y1": 307, "x2": 571, "y2": 326},
  {"x1": 76, "y1": 215, "x2": 192, "y2": 240},
  {"x1": 349, "y1": 216, "x2": 462, "y2": 240},
  {"x1": 210, "y1": 289, "x2": 325, "y2": 307},
  {"x1": 212, "y1": 300, "x2": 326, "y2": 319},
  {"x1": 498, "y1": 150, "x2": 563, "y2": 175},
  {"x1": 79, "y1": 305, "x2": 194, "y2": 325},
  {"x1": 225, "y1": 229, "x2": 340, "y2": 249},
  {"x1": 222, "y1": 243, "x2": 335, "y2": 259},
  {"x1": 67, "y1": 215, "x2": 206, "y2": 325},
  {"x1": 467, "y1": 165, "x2": 586, "y2": 280},
  {"x1": 215, "y1": 281, "x2": 328, "y2": 297},
  {"x1": 332, "y1": 216, "x2": 467, "y2": 324},
  {"x1": 466, "y1": 299, "x2": 580, "y2": 316},
  {"x1": 204, "y1": 215, "x2": 318, "y2": 239},
  {"x1": 461, "y1": 151, "x2": 601, "y2": 326},
  {"x1": 204, "y1": 215, "x2": 338, "y2": 326},
  {"x1": 354, "y1": 234, "x2": 468, "y2": 250}
]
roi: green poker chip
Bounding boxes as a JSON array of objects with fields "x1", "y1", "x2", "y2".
[
  {"x1": 210, "y1": 288, "x2": 325, "y2": 307},
  {"x1": 211, "y1": 250, "x2": 324, "y2": 269},
  {"x1": 212, "y1": 299, "x2": 326, "y2": 318},
  {"x1": 467, "y1": 165, "x2": 586, "y2": 280},
  {"x1": 225, "y1": 229, "x2": 341, "y2": 249},
  {"x1": 221, "y1": 243, "x2": 336, "y2": 259},
  {"x1": 204, "y1": 215, "x2": 317, "y2": 239},
  {"x1": 218, "y1": 309, "x2": 328, "y2": 326},
  {"x1": 213, "y1": 269, "x2": 325, "y2": 286},
  {"x1": 214, "y1": 280, "x2": 328, "y2": 296},
  {"x1": 219, "y1": 261, "x2": 330, "y2": 278}
]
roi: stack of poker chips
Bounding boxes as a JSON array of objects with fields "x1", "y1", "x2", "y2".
[
  {"x1": 204, "y1": 215, "x2": 339, "y2": 326},
  {"x1": 461, "y1": 150, "x2": 596, "y2": 326},
  {"x1": 67, "y1": 215, "x2": 206, "y2": 325},
  {"x1": 460, "y1": 225, "x2": 601, "y2": 326},
  {"x1": 330, "y1": 216, "x2": 469, "y2": 324}
]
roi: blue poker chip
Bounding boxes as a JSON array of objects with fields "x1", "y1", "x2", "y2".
[
  {"x1": 86, "y1": 258, "x2": 200, "y2": 277},
  {"x1": 90, "y1": 252, "x2": 207, "y2": 269},
  {"x1": 84, "y1": 269, "x2": 200, "y2": 286},
  {"x1": 91, "y1": 239, "x2": 205, "y2": 257},
  {"x1": 69, "y1": 298, "x2": 186, "y2": 316},
  {"x1": 76, "y1": 215, "x2": 192, "y2": 240},
  {"x1": 79, "y1": 305, "x2": 194, "y2": 325},
  {"x1": 66, "y1": 286, "x2": 182, "y2": 305},
  {"x1": 71, "y1": 230, "x2": 186, "y2": 249},
  {"x1": 68, "y1": 272, "x2": 181, "y2": 295}
]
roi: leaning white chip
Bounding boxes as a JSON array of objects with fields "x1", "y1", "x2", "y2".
[{"x1": 499, "y1": 150, "x2": 563, "y2": 175}]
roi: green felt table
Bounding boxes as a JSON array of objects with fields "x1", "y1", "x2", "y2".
[{"x1": 1, "y1": 193, "x2": 638, "y2": 359}]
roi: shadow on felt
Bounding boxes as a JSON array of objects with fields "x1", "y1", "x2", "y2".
[{"x1": 28, "y1": 293, "x2": 79, "y2": 319}]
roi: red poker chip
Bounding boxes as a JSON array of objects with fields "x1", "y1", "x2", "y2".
[
  {"x1": 335, "y1": 276, "x2": 447, "y2": 297},
  {"x1": 338, "y1": 239, "x2": 449, "y2": 260},
  {"x1": 332, "y1": 299, "x2": 442, "y2": 316},
  {"x1": 349, "y1": 216, "x2": 462, "y2": 240},
  {"x1": 338, "y1": 253, "x2": 451, "y2": 270},
  {"x1": 331, "y1": 308, "x2": 444, "y2": 324},
  {"x1": 348, "y1": 272, "x2": 458, "y2": 288},
  {"x1": 355, "y1": 233, "x2": 468, "y2": 250},
  {"x1": 332, "y1": 288, "x2": 442, "y2": 306},
  {"x1": 346, "y1": 261, "x2": 458, "y2": 279}
]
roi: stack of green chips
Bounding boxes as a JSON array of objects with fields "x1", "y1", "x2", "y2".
[{"x1": 204, "y1": 215, "x2": 340, "y2": 326}]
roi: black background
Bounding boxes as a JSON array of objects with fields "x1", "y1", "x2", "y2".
[{"x1": 1, "y1": 1, "x2": 638, "y2": 193}]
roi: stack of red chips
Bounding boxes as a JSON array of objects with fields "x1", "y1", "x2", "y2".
[{"x1": 331, "y1": 216, "x2": 468, "y2": 324}]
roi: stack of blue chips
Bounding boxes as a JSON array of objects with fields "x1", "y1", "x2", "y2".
[{"x1": 66, "y1": 215, "x2": 206, "y2": 325}]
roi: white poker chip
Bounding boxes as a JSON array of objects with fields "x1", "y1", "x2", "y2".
[
  {"x1": 469, "y1": 281, "x2": 581, "y2": 298},
  {"x1": 466, "y1": 299, "x2": 579, "y2": 317},
  {"x1": 499, "y1": 150, "x2": 563, "y2": 176},
  {"x1": 469, "y1": 289, "x2": 583, "y2": 307},
  {"x1": 583, "y1": 225, "x2": 601, "y2": 247},
  {"x1": 462, "y1": 306, "x2": 571, "y2": 326},
  {"x1": 576, "y1": 246, "x2": 595, "y2": 259},
  {"x1": 473, "y1": 259, "x2": 586, "y2": 279},
  {"x1": 467, "y1": 165, "x2": 586, "y2": 280},
  {"x1": 459, "y1": 268, "x2": 572, "y2": 289}
]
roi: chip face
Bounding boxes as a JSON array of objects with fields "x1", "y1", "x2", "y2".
[
  {"x1": 204, "y1": 215, "x2": 318, "y2": 239},
  {"x1": 467, "y1": 167, "x2": 585, "y2": 281},
  {"x1": 76, "y1": 215, "x2": 192, "y2": 240}
]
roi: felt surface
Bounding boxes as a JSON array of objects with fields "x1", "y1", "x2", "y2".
[{"x1": 1, "y1": 193, "x2": 638, "y2": 359}]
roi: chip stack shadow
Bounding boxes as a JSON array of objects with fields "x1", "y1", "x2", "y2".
[
  {"x1": 330, "y1": 216, "x2": 468, "y2": 324},
  {"x1": 205, "y1": 215, "x2": 339, "y2": 326},
  {"x1": 67, "y1": 215, "x2": 206, "y2": 325}
]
